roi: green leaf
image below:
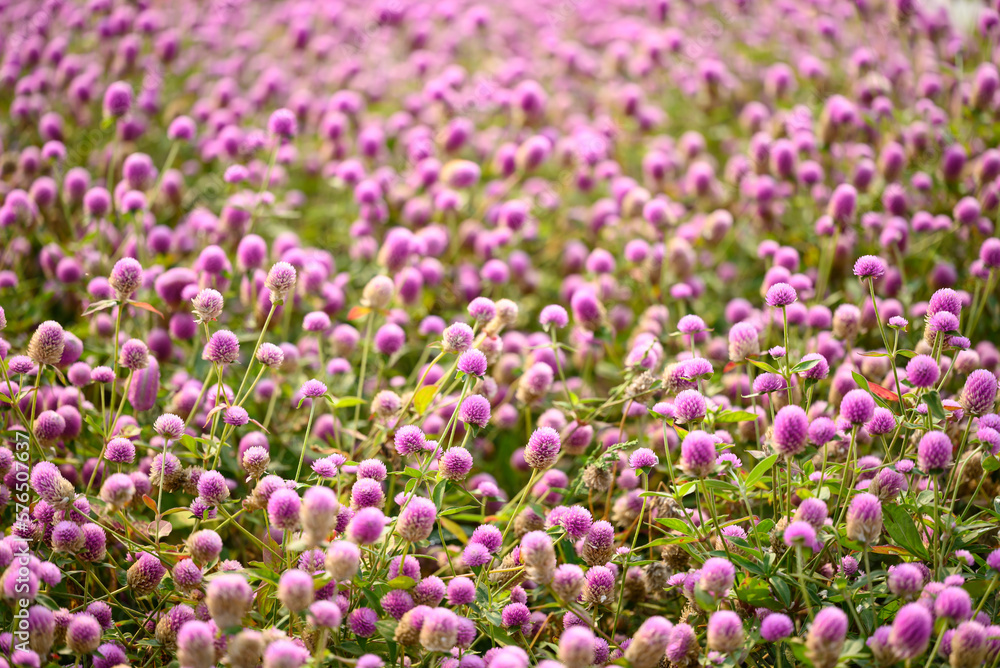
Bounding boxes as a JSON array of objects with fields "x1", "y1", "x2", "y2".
[
  {"x1": 656, "y1": 517, "x2": 692, "y2": 534},
  {"x1": 790, "y1": 358, "x2": 822, "y2": 373},
  {"x1": 851, "y1": 371, "x2": 870, "y2": 391},
  {"x1": 385, "y1": 576, "x2": 417, "y2": 590},
  {"x1": 884, "y1": 504, "x2": 929, "y2": 559},
  {"x1": 715, "y1": 410, "x2": 759, "y2": 423},
  {"x1": 331, "y1": 396, "x2": 366, "y2": 409},
  {"x1": 746, "y1": 454, "x2": 779, "y2": 489},
  {"x1": 923, "y1": 391, "x2": 946, "y2": 421},
  {"x1": 413, "y1": 385, "x2": 438, "y2": 415},
  {"x1": 747, "y1": 358, "x2": 780, "y2": 375},
  {"x1": 81, "y1": 299, "x2": 118, "y2": 316},
  {"x1": 983, "y1": 456, "x2": 1000, "y2": 473},
  {"x1": 736, "y1": 577, "x2": 782, "y2": 609}
]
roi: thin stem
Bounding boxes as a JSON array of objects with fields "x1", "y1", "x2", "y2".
[{"x1": 295, "y1": 402, "x2": 317, "y2": 482}]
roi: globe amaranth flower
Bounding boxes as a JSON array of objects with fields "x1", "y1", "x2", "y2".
[
  {"x1": 458, "y1": 395, "x2": 491, "y2": 428},
  {"x1": 28, "y1": 320, "x2": 65, "y2": 366},
  {"x1": 192, "y1": 289, "x2": 224, "y2": 323},
  {"x1": 629, "y1": 448, "x2": 659, "y2": 472},
  {"x1": 679, "y1": 430, "x2": 717, "y2": 478},
  {"x1": 524, "y1": 426, "x2": 561, "y2": 469},
  {"x1": 805, "y1": 607, "x2": 848, "y2": 668},
  {"x1": 203, "y1": 330, "x2": 240, "y2": 364},
  {"x1": 268, "y1": 108, "x2": 298, "y2": 139},
  {"x1": 674, "y1": 389, "x2": 707, "y2": 422},
  {"x1": 845, "y1": 492, "x2": 882, "y2": 544},
  {"x1": 961, "y1": 369, "x2": 999, "y2": 415},
  {"x1": 109, "y1": 257, "x2": 143, "y2": 299},
  {"x1": 457, "y1": 349, "x2": 488, "y2": 377},
  {"x1": 439, "y1": 447, "x2": 473, "y2": 481},
  {"x1": 917, "y1": 431, "x2": 952, "y2": 473},
  {"x1": 442, "y1": 322, "x2": 475, "y2": 354},
  {"x1": 347, "y1": 507, "x2": 386, "y2": 545},
  {"x1": 906, "y1": 354, "x2": 940, "y2": 388},
  {"x1": 783, "y1": 520, "x2": 818, "y2": 550},
  {"x1": 700, "y1": 557, "x2": 735, "y2": 598},
  {"x1": 765, "y1": 282, "x2": 797, "y2": 307},
  {"x1": 256, "y1": 342, "x2": 284, "y2": 368},
  {"x1": 772, "y1": 405, "x2": 809, "y2": 456},
  {"x1": 539, "y1": 304, "x2": 569, "y2": 329},
  {"x1": 706, "y1": 610, "x2": 743, "y2": 654},
  {"x1": 839, "y1": 389, "x2": 876, "y2": 425},
  {"x1": 853, "y1": 254, "x2": 887, "y2": 280},
  {"x1": 888, "y1": 602, "x2": 933, "y2": 659},
  {"x1": 153, "y1": 413, "x2": 185, "y2": 440},
  {"x1": 265, "y1": 262, "x2": 297, "y2": 304}
]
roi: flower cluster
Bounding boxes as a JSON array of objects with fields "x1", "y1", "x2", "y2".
[{"x1": 1, "y1": 0, "x2": 1000, "y2": 667}]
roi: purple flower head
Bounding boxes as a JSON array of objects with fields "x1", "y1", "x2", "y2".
[
  {"x1": 680, "y1": 430, "x2": 717, "y2": 478},
  {"x1": 524, "y1": 427, "x2": 561, "y2": 469},
  {"x1": 203, "y1": 330, "x2": 240, "y2": 365},
  {"x1": 440, "y1": 447, "x2": 474, "y2": 480},
  {"x1": 397, "y1": 496, "x2": 437, "y2": 542},
  {"x1": 267, "y1": 488, "x2": 301, "y2": 531},
  {"x1": 458, "y1": 395, "x2": 491, "y2": 428},
  {"x1": 765, "y1": 282, "x2": 797, "y2": 307},
  {"x1": 442, "y1": 323, "x2": 474, "y2": 354},
  {"x1": 700, "y1": 557, "x2": 735, "y2": 598},
  {"x1": 846, "y1": 492, "x2": 882, "y2": 544},
  {"x1": 889, "y1": 603, "x2": 933, "y2": 659},
  {"x1": 917, "y1": 431, "x2": 953, "y2": 473},
  {"x1": 840, "y1": 389, "x2": 876, "y2": 425},
  {"x1": 961, "y1": 369, "x2": 999, "y2": 415},
  {"x1": 772, "y1": 405, "x2": 809, "y2": 456},
  {"x1": 706, "y1": 610, "x2": 743, "y2": 654},
  {"x1": 935, "y1": 586, "x2": 972, "y2": 623},
  {"x1": 457, "y1": 349, "x2": 488, "y2": 377},
  {"x1": 540, "y1": 305, "x2": 569, "y2": 329},
  {"x1": 674, "y1": 390, "x2": 707, "y2": 423},
  {"x1": 783, "y1": 521, "x2": 818, "y2": 549},
  {"x1": 866, "y1": 407, "x2": 897, "y2": 436},
  {"x1": 753, "y1": 373, "x2": 787, "y2": 395},
  {"x1": 268, "y1": 108, "x2": 298, "y2": 139},
  {"x1": 761, "y1": 613, "x2": 794, "y2": 642},
  {"x1": 395, "y1": 425, "x2": 427, "y2": 456},
  {"x1": 300, "y1": 379, "x2": 327, "y2": 398},
  {"x1": 629, "y1": 448, "x2": 659, "y2": 472},
  {"x1": 853, "y1": 255, "x2": 887, "y2": 280},
  {"x1": 467, "y1": 297, "x2": 496, "y2": 324},
  {"x1": 906, "y1": 355, "x2": 940, "y2": 388},
  {"x1": 256, "y1": 343, "x2": 284, "y2": 368},
  {"x1": 347, "y1": 507, "x2": 386, "y2": 545},
  {"x1": 103, "y1": 81, "x2": 133, "y2": 118},
  {"x1": 265, "y1": 262, "x2": 297, "y2": 304},
  {"x1": 109, "y1": 258, "x2": 143, "y2": 299}
]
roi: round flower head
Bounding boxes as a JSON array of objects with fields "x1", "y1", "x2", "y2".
[
  {"x1": 265, "y1": 262, "x2": 297, "y2": 304},
  {"x1": 457, "y1": 349, "x2": 488, "y2": 377},
  {"x1": 347, "y1": 507, "x2": 386, "y2": 544},
  {"x1": 795, "y1": 497, "x2": 829, "y2": 528},
  {"x1": 268, "y1": 108, "x2": 298, "y2": 139},
  {"x1": 33, "y1": 410, "x2": 66, "y2": 443},
  {"x1": 772, "y1": 405, "x2": 808, "y2": 456},
  {"x1": 256, "y1": 342, "x2": 284, "y2": 368},
  {"x1": 783, "y1": 521, "x2": 817, "y2": 549},
  {"x1": 524, "y1": 427, "x2": 561, "y2": 469},
  {"x1": 540, "y1": 305, "x2": 569, "y2": 329},
  {"x1": 28, "y1": 320, "x2": 65, "y2": 366},
  {"x1": 127, "y1": 553, "x2": 167, "y2": 597},
  {"x1": 765, "y1": 282, "x2": 797, "y2": 307},
  {"x1": 706, "y1": 610, "x2": 743, "y2": 654},
  {"x1": 806, "y1": 607, "x2": 848, "y2": 668},
  {"x1": 840, "y1": 389, "x2": 875, "y2": 425},
  {"x1": 206, "y1": 573, "x2": 252, "y2": 630},
  {"x1": 728, "y1": 322, "x2": 760, "y2": 362},
  {"x1": 52, "y1": 520, "x2": 85, "y2": 552},
  {"x1": 395, "y1": 425, "x2": 427, "y2": 456},
  {"x1": 103, "y1": 81, "x2": 133, "y2": 118},
  {"x1": 300, "y1": 379, "x2": 327, "y2": 399},
  {"x1": 264, "y1": 639, "x2": 310, "y2": 668},
  {"x1": 278, "y1": 569, "x2": 315, "y2": 613},
  {"x1": 674, "y1": 390, "x2": 707, "y2": 423},
  {"x1": 917, "y1": 431, "x2": 952, "y2": 473},
  {"x1": 906, "y1": 355, "x2": 940, "y2": 388},
  {"x1": 440, "y1": 446, "x2": 474, "y2": 481},
  {"x1": 961, "y1": 369, "x2": 999, "y2": 415},
  {"x1": 224, "y1": 406, "x2": 249, "y2": 426},
  {"x1": 105, "y1": 437, "x2": 136, "y2": 464},
  {"x1": 442, "y1": 323, "x2": 474, "y2": 354},
  {"x1": 888, "y1": 563, "x2": 924, "y2": 599},
  {"x1": 468, "y1": 297, "x2": 497, "y2": 324},
  {"x1": 109, "y1": 258, "x2": 143, "y2": 299},
  {"x1": 889, "y1": 602, "x2": 933, "y2": 659},
  {"x1": 99, "y1": 473, "x2": 135, "y2": 510},
  {"x1": 866, "y1": 407, "x2": 896, "y2": 436},
  {"x1": 629, "y1": 448, "x2": 659, "y2": 472},
  {"x1": 118, "y1": 338, "x2": 149, "y2": 371},
  {"x1": 398, "y1": 497, "x2": 438, "y2": 542},
  {"x1": 761, "y1": 613, "x2": 794, "y2": 642},
  {"x1": 680, "y1": 430, "x2": 716, "y2": 478},
  {"x1": 66, "y1": 613, "x2": 102, "y2": 654},
  {"x1": 845, "y1": 492, "x2": 882, "y2": 544},
  {"x1": 187, "y1": 529, "x2": 223, "y2": 564},
  {"x1": 853, "y1": 255, "x2": 887, "y2": 280},
  {"x1": 268, "y1": 488, "x2": 301, "y2": 531},
  {"x1": 700, "y1": 558, "x2": 735, "y2": 598},
  {"x1": 177, "y1": 620, "x2": 215, "y2": 668},
  {"x1": 153, "y1": 413, "x2": 185, "y2": 440},
  {"x1": 325, "y1": 540, "x2": 361, "y2": 582},
  {"x1": 361, "y1": 275, "x2": 395, "y2": 309},
  {"x1": 458, "y1": 395, "x2": 491, "y2": 428},
  {"x1": 203, "y1": 330, "x2": 240, "y2": 365},
  {"x1": 349, "y1": 608, "x2": 379, "y2": 637},
  {"x1": 934, "y1": 586, "x2": 972, "y2": 623},
  {"x1": 192, "y1": 289, "x2": 224, "y2": 323}
]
